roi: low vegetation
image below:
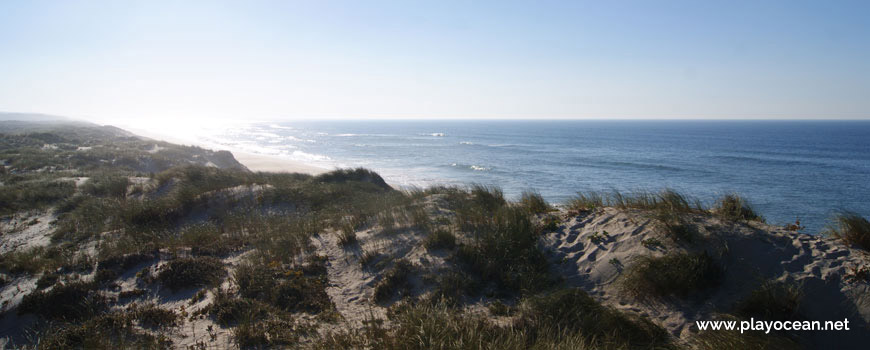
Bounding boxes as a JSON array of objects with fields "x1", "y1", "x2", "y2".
[
  {"x1": 314, "y1": 289, "x2": 672, "y2": 350},
  {"x1": 156, "y1": 256, "x2": 225, "y2": 291},
  {"x1": 713, "y1": 194, "x2": 764, "y2": 222},
  {"x1": 234, "y1": 258, "x2": 334, "y2": 314},
  {"x1": 733, "y1": 279, "x2": 803, "y2": 320},
  {"x1": 424, "y1": 229, "x2": 456, "y2": 250},
  {"x1": 32, "y1": 311, "x2": 172, "y2": 350},
  {"x1": 825, "y1": 211, "x2": 870, "y2": 251},
  {"x1": 373, "y1": 259, "x2": 415, "y2": 303},
  {"x1": 455, "y1": 204, "x2": 553, "y2": 295},
  {"x1": 621, "y1": 252, "x2": 722, "y2": 299},
  {"x1": 19, "y1": 281, "x2": 105, "y2": 321},
  {"x1": 519, "y1": 190, "x2": 550, "y2": 214}
]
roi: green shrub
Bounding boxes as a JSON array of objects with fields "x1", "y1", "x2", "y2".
[
  {"x1": 825, "y1": 211, "x2": 870, "y2": 251},
  {"x1": 156, "y1": 257, "x2": 225, "y2": 291},
  {"x1": 621, "y1": 252, "x2": 722, "y2": 299}
]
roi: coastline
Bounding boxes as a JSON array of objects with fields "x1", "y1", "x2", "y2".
[{"x1": 121, "y1": 125, "x2": 329, "y2": 175}]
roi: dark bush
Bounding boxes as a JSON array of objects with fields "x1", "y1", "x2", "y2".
[
  {"x1": 621, "y1": 251, "x2": 722, "y2": 299},
  {"x1": 235, "y1": 261, "x2": 333, "y2": 314},
  {"x1": 19, "y1": 282, "x2": 105, "y2": 321},
  {"x1": 156, "y1": 257, "x2": 225, "y2": 291}
]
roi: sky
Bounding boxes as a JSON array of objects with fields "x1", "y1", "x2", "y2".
[{"x1": 0, "y1": 0, "x2": 869, "y2": 123}]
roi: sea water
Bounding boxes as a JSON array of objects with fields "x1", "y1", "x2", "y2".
[{"x1": 200, "y1": 120, "x2": 870, "y2": 233}]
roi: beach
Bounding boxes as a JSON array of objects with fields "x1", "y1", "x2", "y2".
[{"x1": 123, "y1": 125, "x2": 329, "y2": 175}]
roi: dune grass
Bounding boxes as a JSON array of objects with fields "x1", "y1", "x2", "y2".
[
  {"x1": 32, "y1": 311, "x2": 172, "y2": 350},
  {"x1": 156, "y1": 256, "x2": 225, "y2": 291},
  {"x1": 733, "y1": 280, "x2": 803, "y2": 321},
  {"x1": 234, "y1": 257, "x2": 334, "y2": 314},
  {"x1": 19, "y1": 281, "x2": 105, "y2": 321},
  {"x1": 519, "y1": 191, "x2": 551, "y2": 214},
  {"x1": 314, "y1": 289, "x2": 672, "y2": 350},
  {"x1": 373, "y1": 259, "x2": 415, "y2": 303},
  {"x1": 825, "y1": 211, "x2": 870, "y2": 251},
  {"x1": 0, "y1": 177, "x2": 76, "y2": 215},
  {"x1": 620, "y1": 251, "x2": 722, "y2": 299},
  {"x1": 713, "y1": 194, "x2": 764, "y2": 222},
  {"x1": 424, "y1": 229, "x2": 457, "y2": 250},
  {"x1": 568, "y1": 189, "x2": 701, "y2": 213},
  {"x1": 455, "y1": 205, "x2": 553, "y2": 295}
]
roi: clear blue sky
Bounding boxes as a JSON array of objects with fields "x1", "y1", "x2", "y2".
[{"x1": 1, "y1": 0, "x2": 868, "y2": 121}]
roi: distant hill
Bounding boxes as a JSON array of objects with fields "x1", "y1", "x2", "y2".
[
  {"x1": 0, "y1": 112, "x2": 72, "y2": 122},
  {"x1": 0, "y1": 120, "x2": 248, "y2": 173}
]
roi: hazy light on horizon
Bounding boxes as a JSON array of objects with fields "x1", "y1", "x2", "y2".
[{"x1": 1, "y1": 0, "x2": 868, "y2": 122}]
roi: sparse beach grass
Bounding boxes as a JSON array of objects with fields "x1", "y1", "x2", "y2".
[{"x1": 825, "y1": 211, "x2": 870, "y2": 250}]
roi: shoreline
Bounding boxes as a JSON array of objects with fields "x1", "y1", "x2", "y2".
[{"x1": 121, "y1": 125, "x2": 330, "y2": 175}]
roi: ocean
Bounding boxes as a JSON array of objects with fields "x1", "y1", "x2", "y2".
[{"x1": 198, "y1": 120, "x2": 870, "y2": 233}]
